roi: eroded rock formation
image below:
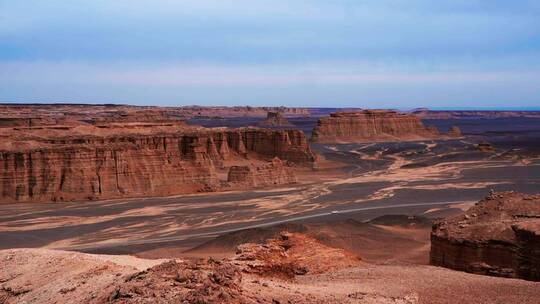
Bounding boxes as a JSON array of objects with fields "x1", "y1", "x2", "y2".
[
  {"x1": 0, "y1": 125, "x2": 315, "y2": 203},
  {"x1": 476, "y1": 141, "x2": 495, "y2": 152},
  {"x1": 430, "y1": 191, "x2": 540, "y2": 281},
  {"x1": 234, "y1": 232, "x2": 362, "y2": 279},
  {"x1": 447, "y1": 126, "x2": 462, "y2": 137},
  {"x1": 311, "y1": 110, "x2": 460, "y2": 143},
  {"x1": 102, "y1": 259, "x2": 246, "y2": 304},
  {"x1": 227, "y1": 157, "x2": 296, "y2": 188},
  {"x1": 0, "y1": 233, "x2": 361, "y2": 303},
  {"x1": 258, "y1": 112, "x2": 294, "y2": 127}
]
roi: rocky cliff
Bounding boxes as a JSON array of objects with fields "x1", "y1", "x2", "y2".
[
  {"x1": 311, "y1": 110, "x2": 460, "y2": 143},
  {"x1": 0, "y1": 126, "x2": 315, "y2": 203},
  {"x1": 430, "y1": 191, "x2": 540, "y2": 281},
  {"x1": 227, "y1": 157, "x2": 296, "y2": 188}
]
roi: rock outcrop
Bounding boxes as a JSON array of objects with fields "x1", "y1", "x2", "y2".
[
  {"x1": 430, "y1": 191, "x2": 540, "y2": 281},
  {"x1": 0, "y1": 235, "x2": 361, "y2": 303},
  {"x1": 233, "y1": 232, "x2": 362, "y2": 279},
  {"x1": 102, "y1": 259, "x2": 246, "y2": 304},
  {"x1": 227, "y1": 158, "x2": 296, "y2": 188},
  {"x1": 259, "y1": 112, "x2": 294, "y2": 127},
  {"x1": 311, "y1": 110, "x2": 460, "y2": 143},
  {"x1": 447, "y1": 126, "x2": 462, "y2": 137},
  {"x1": 0, "y1": 126, "x2": 315, "y2": 203},
  {"x1": 2, "y1": 239, "x2": 539, "y2": 304},
  {"x1": 476, "y1": 141, "x2": 495, "y2": 152},
  {"x1": 0, "y1": 248, "x2": 248, "y2": 304}
]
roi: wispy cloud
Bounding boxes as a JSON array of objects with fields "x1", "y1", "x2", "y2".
[{"x1": 0, "y1": 1, "x2": 539, "y2": 106}]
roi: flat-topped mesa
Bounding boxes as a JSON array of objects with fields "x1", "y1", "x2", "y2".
[
  {"x1": 311, "y1": 110, "x2": 460, "y2": 143},
  {"x1": 430, "y1": 191, "x2": 540, "y2": 281},
  {"x1": 227, "y1": 157, "x2": 297, "y2": 188},
  {"x1": 258, "y1": 111, "x2": 294, "y2": 127},
  {"x1": 0, "y1": 126, "x2": 315, "y2": 203}
]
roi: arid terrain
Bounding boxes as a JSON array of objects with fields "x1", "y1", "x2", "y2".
[{"x1": 1, "y1": 104, "x2": 539, "y2": 303}]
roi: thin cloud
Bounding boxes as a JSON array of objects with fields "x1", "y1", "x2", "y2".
[{"x1": 0, "y1": 1, "x2": 539, "y2": 106}]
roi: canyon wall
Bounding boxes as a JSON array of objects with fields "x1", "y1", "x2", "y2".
[
  {"x1": 0, "y1": 127, "x2": 315, "y2": 203},
  {"x1": 227, "y1": 157, "x2": 297, "y2": 188},
  {"x1": 430, "y1": 191, "x2": 540, "y2": 281},
  {"x1": 311, "y1": 110, "x2": 460, "y2": 143}
]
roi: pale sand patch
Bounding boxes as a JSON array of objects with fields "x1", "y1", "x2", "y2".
[
  {"x1": 448, "y1": 201, "x2": 476, "y2": 211},
  {"x1": 91, "y1": 252, "x2": 169, "y2": 270},
  {"x1": 423, "y1": 207, "x2": 442, "y2": 214},
  {"x1": 334, "y1": 160, "x2": 518, "y2": 186},
  {"x1": 0, "y1": 205, "x2": 175, "y2": 232},
  {"x1": 405, "y1": 181, "x2": 510, "y2": 191},
  {"x1": 326, "y1": 145, "x2": 339, "y2": 151},
  {"x1": 424, "y1": 201, "x2": 475, "y2": 214}
]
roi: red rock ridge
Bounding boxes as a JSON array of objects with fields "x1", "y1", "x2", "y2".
[
  {"x1": 430, "y1": 191, "x2": 540, "y2": 281},
  {"x1": 311, "y1": 110, "x2": 461, "y2": 143},
  {"x1": 0, "y1": 127, "x2": 315, "y2": 203}
]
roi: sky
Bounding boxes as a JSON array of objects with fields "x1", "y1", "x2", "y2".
[{"x1": 1, "y1": 0, "x2": 539, "y2": 108}]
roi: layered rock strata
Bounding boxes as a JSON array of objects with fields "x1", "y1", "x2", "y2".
[
  {"x1": 311, "y1": 110, "x2": 461, "y2": 143},
  {"x1": 227, "y1": 157, "x2": 296, "y2": 188},
  {"x1": 430, "y1": 191, "x2": 540, "y2": 281},
  {"x1": 0, "y1": 126, "x2": 315, "y2": 203}
]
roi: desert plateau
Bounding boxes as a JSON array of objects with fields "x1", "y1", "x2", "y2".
[{"x1": 0, "y1": 104, "x2": 539, "y2": 303}]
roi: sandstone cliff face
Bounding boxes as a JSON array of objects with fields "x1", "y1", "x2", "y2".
[
  {"x1": 311, "y1": 110, "x2": 459, "y2": 143},
  {"x1": 241, "y1": 128, "x2": 315, "y2": 164},
  {"x1": 227, "y1": 158, "x2": 296, "y2": 188},
  {"x1": 0, "y1": 127, "x2": 315, "y2": 203},
  {"x1": 430, "y1": 191, "x2": 540, "y2": 281}
]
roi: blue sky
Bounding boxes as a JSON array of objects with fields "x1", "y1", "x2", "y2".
[{"x1": 1, "y1": 0, "x2": 539, "y2": 108}]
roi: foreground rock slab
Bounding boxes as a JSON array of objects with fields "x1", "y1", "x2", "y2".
[
  {"x1": 2, "y1": 239, "x2": 539, "y2": 303},
  {"x1": 430, "y1": 191, "x2": 540, "y2": 281}
]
